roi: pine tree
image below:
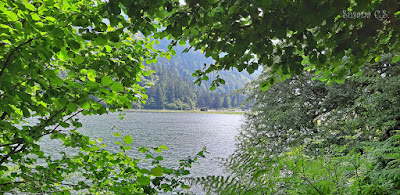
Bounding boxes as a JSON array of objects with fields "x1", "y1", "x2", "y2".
[{"x1": 222, "y1": 96, "x2": 231, "y2": 109}]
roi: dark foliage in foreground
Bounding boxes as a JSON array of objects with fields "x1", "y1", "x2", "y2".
[{"x1": 190, "y1": 57, "x2": 400, "y2": 194}]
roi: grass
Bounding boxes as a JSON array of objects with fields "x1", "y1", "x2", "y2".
[{"x1": 124, "y1": 109, "x2": 246, "y2": 115}]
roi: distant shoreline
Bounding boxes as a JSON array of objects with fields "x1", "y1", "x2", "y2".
[{"x1": 124, "y1": 109, "x2": 246, "y2": 115}]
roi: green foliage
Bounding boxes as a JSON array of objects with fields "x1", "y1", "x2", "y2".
[
  {"x1": 193, "y1": 58, "x2": 400, "y2": 194},
  {"x1": 2, "y1": 0, "x2": 399, "y2": 194},
  {"x1": 0, "y1": 0, "x2": 199, "y2": 193},
  {"x1": 0, "y1": 133, "x2": 202, "y2": 194},
  {"x1": 158, "y1": 0, "x2": 400, "y2": 89},
  {"x1": 124, "y1": 135, "x2": 133, "y2": 145}
]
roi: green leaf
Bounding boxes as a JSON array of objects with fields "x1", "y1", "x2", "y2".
[
  {"x1": 67, "y1": 102, "x2": 78, "y2": 112},
  {"x1": 45, "y1": 16, "x2": 55, "y2": 22},
  {"x1": 179, "y1": 39, "x2": 186, "y2": 46},
  {"x1": 67, "y1": 40, "x2": 81, "y2": 50},
  {"x1": 25, "y1": 2, "x2": 36, "y2": 11},
  {"x1": 151, "y1": 167, "x2": 163, "y2": 176},
  {"x1": 34, "y1": 22, "x2": 44, "y2": 28},
  {"x1": 145, "y1": 59, "x2": 152, "y2": 64},
  {"x1": 113, "y1": 132, "x2": 120, "y2": 137},
  {"x1": 335, "y1": 78, "x2": 345, "y2": 84},
  {"x1": 95, "y1": 34, "x2": 107, "y2": 45},
  {"x1": 260, "y1": 81, "x2": 271, "y2": 91},
  {"x1": 375, "y1": 56, "x2": 380, "y2": 62},
  {"x1": 181, "y1": 184, "x2": 191, "y2": 189},
  {"x1": 79, "y1": 69, "x2": 87, "y2": 75},
  {"x1": 139, "y1": 168, "x2": 150, "y2": 174},
  {"x1": 166, "y1": 53, "x2": 172, "y2": 60},
  {"x1": 5, "y1": 11, "x2": 18, "y2": 21},
  {"x1": 123, "y1": 135, "x2": 133, "y2": 144},
  {"x1": 355, "y1": 70, "x2": 364, "y2": 76},
  {"x1": 159, "y1": 145, "x2": 168, "y2": 150},
  {"x1": 124, "y1": 146, "x2": 132, "y2": 150},
  {"x1": 210, "y1": 85, "x2": 215, "y2": 91},
  {"x1": 50, "y1": 76, "x2": 63, "y2": 86},
  {"x1": 139, "y1": 147, "x2": 148, "y2": 153},
  {"x1": 81, "y1": 102, "x2": 90, "y2": 110},
  {"x1": 58, "y1": 47, "x2": 69, "y2": 61},
  {"x1": 104, "y1": 45, "x2": 112, "y2": 52},
  {"x1": 137, "y1": 176, "x2": 151, "y2": 185},
  {"x1": 101, "y1": 76, "x2": 113, "y2": 86},
  {"x1": 392, "y1": 55, "x2": 400, "y2": 63},
  {"x1": 31, "y1": 13, "x2": 41, "y2": 21},
  {"x1": 60, "y1": 122, "x2": 69, "y2": 128},
  {"x1": 73, "y1": 54, "x2": 84, "y2": 64},
  {"x1": 110, "y1": 82, "x2": 124, "y2": 92},
  {"x1": 15, "y1": 21, "x2": 22, "y2": 29},
  {"x1": 155, "y1": 156, "x2": 163, "y2": 161},
  {"x1": 87, "y1": 69, "x2": 96, "y2": 82}
]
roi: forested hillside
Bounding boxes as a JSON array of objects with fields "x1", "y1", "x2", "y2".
[{"x1": 138, "y1": 39, "x2": 251, "y2": 110}]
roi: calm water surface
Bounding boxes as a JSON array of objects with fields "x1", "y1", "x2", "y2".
[{"x1": 39, "y1": 111, "x2": 243, "y2": 194}]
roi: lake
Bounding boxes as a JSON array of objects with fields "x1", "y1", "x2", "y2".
[{"x1": 39, "y1": 111, "x2": 244, "y2": 194}]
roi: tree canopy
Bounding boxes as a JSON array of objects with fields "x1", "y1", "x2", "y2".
[
  {"x1": 191, "y1": 55, "x2": 400, "y2": 195},
  {"x1": 158, "y1": 0, "x2": 400, "y2": 89},
  {"x1": 0, "y1": 0, "x2": 198, "y2": 193}
]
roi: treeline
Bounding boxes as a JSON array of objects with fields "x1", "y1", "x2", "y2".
[
  {"x1": 138, "y1": 64, "x2": 247, "y2": 110},
  {"x1": 135, "y1": 40, "x2": 251, "y2": 110}
]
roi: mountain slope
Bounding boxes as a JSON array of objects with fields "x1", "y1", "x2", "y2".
[{"x1": 138, "y1": 39, "x2": 251, "y2": 110}]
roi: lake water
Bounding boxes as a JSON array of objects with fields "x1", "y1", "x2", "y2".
[{"x1": 39, "y1": 111, "x2": 243, "y2": 194}]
